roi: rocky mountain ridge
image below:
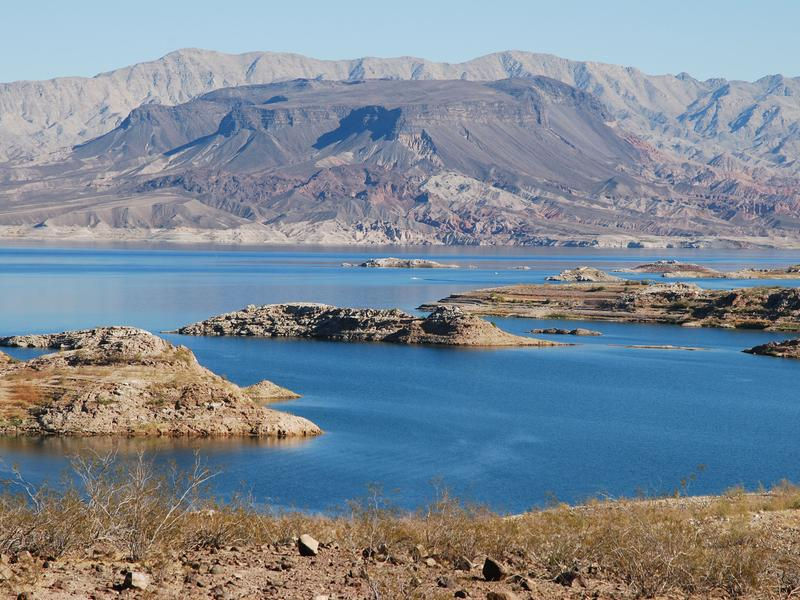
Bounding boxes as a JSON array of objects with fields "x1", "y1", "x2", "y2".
[{"x1": 2, "y1": 49, "x2": 800, "y2": 246}]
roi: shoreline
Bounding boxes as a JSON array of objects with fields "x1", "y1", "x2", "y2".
[{"x1": 3, "y1": 226, "x2": 800, "y2": 250}]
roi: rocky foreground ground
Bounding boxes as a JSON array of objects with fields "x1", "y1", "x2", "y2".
[
  {"x1": 172, "y1": 304, "x2": 558, "y2": 347},
  {"x1": 0, "y1": 327, "x2": 319, "y2": 437},
  {"x1": 2, "y1": 488, "x2": 800, "y2": 600},
  {"x1": 424, "y1": 280, "x2": 800, "y2": 332}
]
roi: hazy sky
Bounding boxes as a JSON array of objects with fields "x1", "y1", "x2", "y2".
[{"x1": 2, "y1": 0, "x2": 797, "y2": 83}]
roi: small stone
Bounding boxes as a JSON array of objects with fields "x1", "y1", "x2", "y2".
[
  {"x1": 454, "y1": 591, "x2": 469, "y2": 599},
  {"x1": 436, "y1": 575, "x2": 451, "y2": 588},
  {"x1": 555, "y1": 567, "x2": 585, "y2": 587},
  {"x1": 209, "y1": 565, "x2": 224, "y2": 575},
  {"x1": 122, "y1": 571, "x2": 150, "y2": 590},
  {"x1": 298, "y1": 534, "x2": 319, "y2": 557},
  {"x1": 482, "y1": 557, "x2": 507, "y2": 581},
  {"x1": 424, "y1": 557, "x2": 438, "y2": 567},
  {"x1": 411, "y1": 544, "x2": 426, "y2": 562},
  {"x1": 486, "y1": 591, "x2": 519, "y2": 600},
  {"x1": 453, "y1": 556, "x2": 473, "y2": 571},
  {"x1": 508, "y1": 574, "x2": 532, "y2": 591},
  {"x1": 0, "y1": 564, "x2": 13, "y2": 581}
]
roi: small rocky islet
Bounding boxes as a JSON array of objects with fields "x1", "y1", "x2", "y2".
[
  {"x1": 744, "y1": 338, "x2": 800, "y2": 359},
  {"x1": 0, "y1": 326, "x2": 319, "y2": 437},
  {"x1": 171, "y1": 304, "x2": 558, "y2": 347},
  {"x1": 342, "y1": 257, "x2": 460, "y2": 269}
]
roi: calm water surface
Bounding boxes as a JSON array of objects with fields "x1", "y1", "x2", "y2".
[{"x1": 1, "y1": 244, "x2": 799, "y2": 512}]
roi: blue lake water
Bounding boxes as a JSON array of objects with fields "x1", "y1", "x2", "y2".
[{"x1": 1, "y1": 243, "x2": 799, "y2": 513}]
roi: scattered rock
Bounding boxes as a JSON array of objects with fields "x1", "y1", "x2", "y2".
[
  {"x1": 436, "y1": 575, "x2": 451, "y2": 587},
  {"x1": 122, "y1": 571, "x2": 150, "y2": 590},
  {"x1": 298, "y1": 534, "x2": 320, "y2": 557},
  {"x1": 424, "y1": 557, "x2": 438, "y2": 567},
  {"x1": 454, "y1": 590, "x2": 469, "y2": 598},
  {"x1": 453, "y1": 556, "x2": 474, "y2": 571},
  {"x1": 482, "y1": 557, "x2": 507, "y2": 581}
]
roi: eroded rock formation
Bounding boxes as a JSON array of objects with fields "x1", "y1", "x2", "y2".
[
  {"x1": 172, "y1": 304, "x2": 557, "y2": 347},
  {"x1": 0, "y1": 327, "x2": 320, "y2": 437}
]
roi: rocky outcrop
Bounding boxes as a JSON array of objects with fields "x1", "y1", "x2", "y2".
[
  {"x1": 425, "y1": 283, "x2": 800, "y2": 331},
  {"x1": 616, "y1": 261, "x2": 800, "y2": 280},
  {"x1": 358, "y1": 258, "x2": 459, "y2": 269},
  {"x1": 531, "y1": 328, "x2": 602, "y2": 336},
  {"x1": 614, "y1": 260, "x2": 724, "y2": 278},
  {"x1": 725, "y1": 265, "x2": 800, "y2": 279},
  {"x1": 171, "y1": 304, "x2": 558, "y2": 347},
  {"x1": 744, "y1": 338, "x2": 800, "y2": 359},
  {"x1": 545, "y1": 267, "x2": 620, "y2": 282},
  {"x1": 0, "y1": 327, "x2": 320, "y2": 437},
  {"x1": 244, "y1": 380, "x2": 300, "y2": 402}
]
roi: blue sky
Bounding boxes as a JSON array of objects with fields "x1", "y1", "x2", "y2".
[{"x1": 2, "y1": 0, "x2": 797, "y2": 83}]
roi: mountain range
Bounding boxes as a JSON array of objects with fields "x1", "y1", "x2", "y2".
[{"x1": 1, "y1": 49, "x2": 799, "y2": 247}]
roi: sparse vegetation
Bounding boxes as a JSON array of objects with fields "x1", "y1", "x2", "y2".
[{"x1": 1, "y1": 455, "x2": 800, "y2": 598}]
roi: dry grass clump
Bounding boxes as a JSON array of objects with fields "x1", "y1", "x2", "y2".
[{"x1": 1, "y1": 454, "x2": 800, "y2": 598}]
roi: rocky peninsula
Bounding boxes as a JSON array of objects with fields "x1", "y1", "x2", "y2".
[
  {"x1": 171, "y1": 304, "x2": 557, "y2": 347},
  {"x1": 422, "y1": 282, "x2": 800, "y2": 331},
  {"x1": 615, "y1": 260, "x2": 800, "y2": 280},
  {"x1": 744, "y1": 338, "x2": 800, "y2": 359},
  {"x1": 0, "y1": 327, "x2": 320, "y2": 437}
]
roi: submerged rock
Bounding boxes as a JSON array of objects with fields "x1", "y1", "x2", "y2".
[
  {"x1": 172, "y1": 304, "x2": 560, "y2": 347},
  {"x1": 545, "y1": 266, "x2": 620, "y2": 282},
  {"x1": 0, "y1": 327, "x2": 320, "y2": 437}
]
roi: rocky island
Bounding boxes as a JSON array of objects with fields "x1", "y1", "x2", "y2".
[
  {"x1": 531, "y1": 327, "x2": 602, "y2": 336},
  {"x1": 356, "y1": 257, "x2": 460, "y2": 269},
  {"x1": 0, "y1": 327, "x2": 320, "y2": 437},
  {"x1": 545, "y1": 266, "x2": 621, "y2": 282},
  {"x1": 422, "y1": 282, "x2": 800, "y2": 331},
  {"x1": 171, "y1": 304, "x2": 557, "y2": 347},
  {"x1": 744, "y1": 338, "x2": 800, "y2": 359}
]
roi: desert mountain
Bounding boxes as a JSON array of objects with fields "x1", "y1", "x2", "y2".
[{"x1": 1, "y1": 50, "x2": 799, "y2": 246}]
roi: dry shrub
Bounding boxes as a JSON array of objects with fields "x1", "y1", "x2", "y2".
[{"x1": 1, "y1": 455, "x2": 800, "y2": 598}]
